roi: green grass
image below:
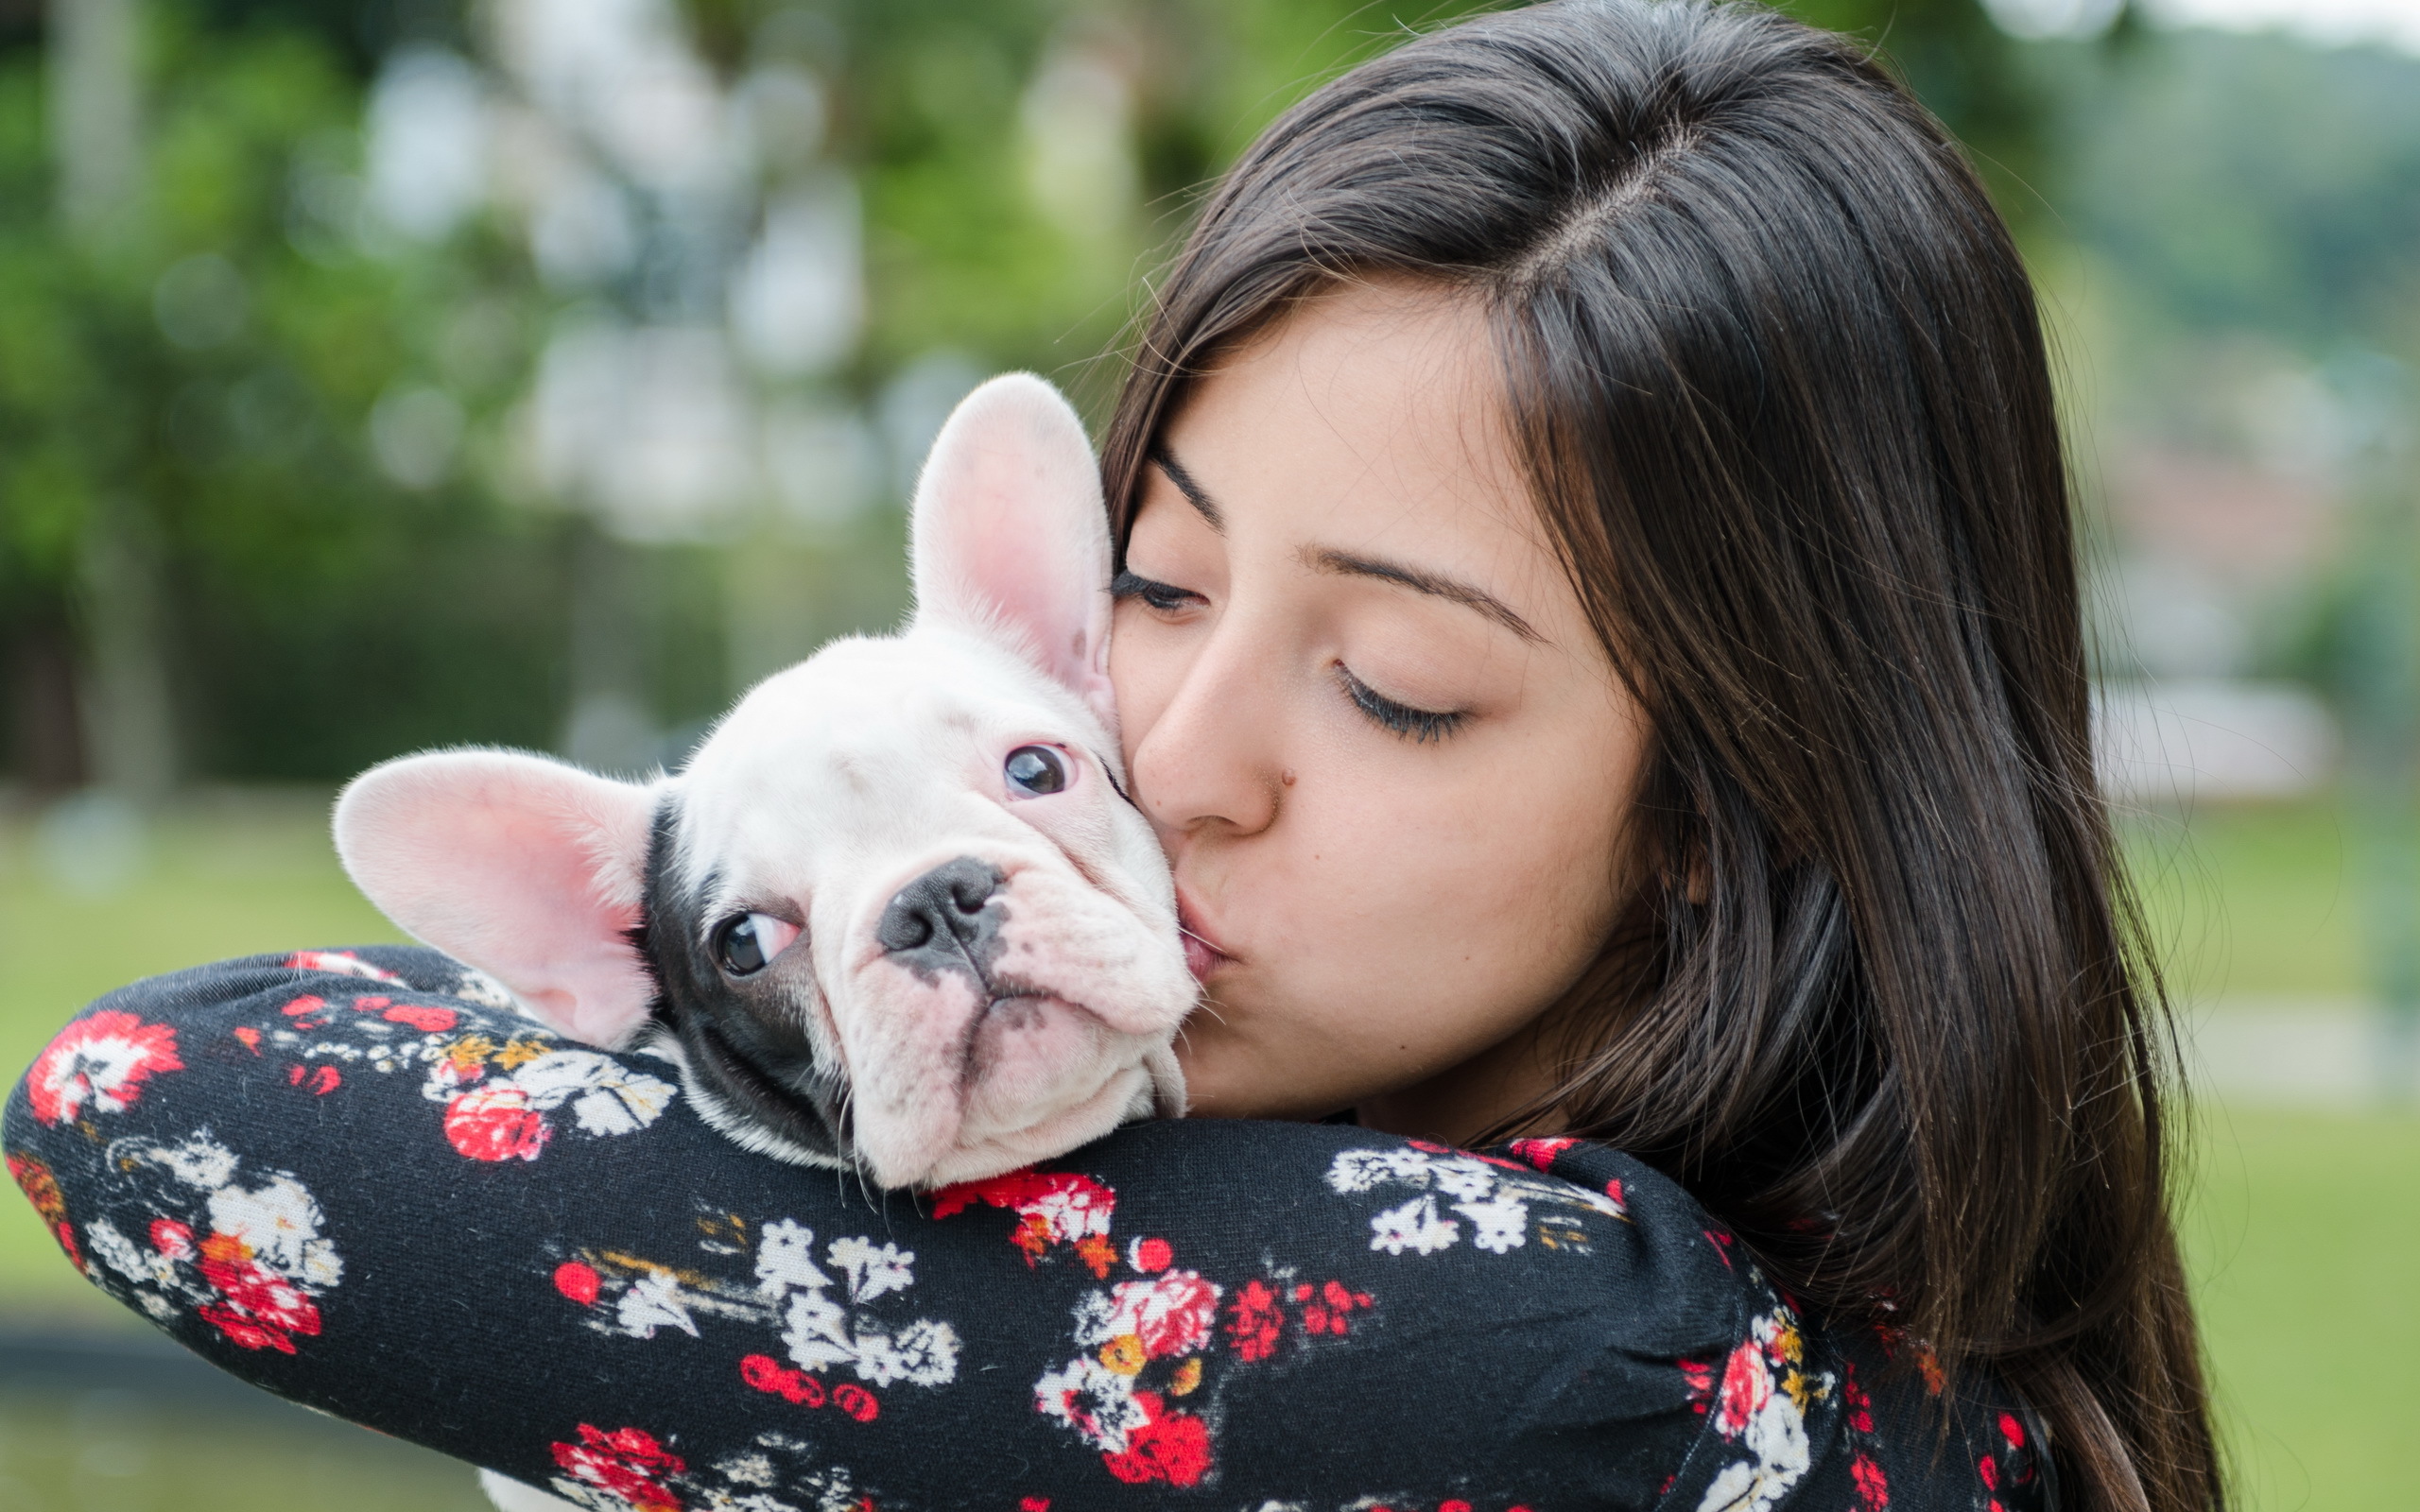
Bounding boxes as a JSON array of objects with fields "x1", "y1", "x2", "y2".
[
  {"x1": 2183, "y1": 1107, "x2": 2420, "y2": 1511},
  {"x1": 0, "y1": 794, "x2": 2412, "y2": 1506},
  {"x1": 0, "y1": 1390, "x2": 493, "y2": 1512},
  {"x1": 2121, "y1": 800, "x2": 2373, "y2": 1003}
]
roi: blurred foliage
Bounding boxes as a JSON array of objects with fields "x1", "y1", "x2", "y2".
[
  {"x1": 2045, "y1": 29, "x2": 2420, "y2": 352},
  {"x1": 0, "y1": 2, "x2": 566, "y2": 782},
  {"x1": 0, "y1": 0, "x2": 2103, "y2": 786}
]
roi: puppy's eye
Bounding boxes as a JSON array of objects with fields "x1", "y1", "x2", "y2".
[
  {"x1": 714, "y1": 913, "x2": 799, "y2": 976},
  {"x1": 1004, "y1": 745, "x2": 1067, "y2": 798}
]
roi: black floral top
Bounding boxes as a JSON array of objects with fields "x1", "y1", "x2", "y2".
[{"x1": 7, "y1": 946, "x2": 2048, "y2": 1512}]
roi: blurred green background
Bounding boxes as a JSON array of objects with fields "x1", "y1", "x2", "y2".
[{"x1": 1, "y1": 0, "x2": 2416, "y2": 1507}]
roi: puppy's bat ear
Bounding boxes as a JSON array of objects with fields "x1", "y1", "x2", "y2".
[
  {"x1": 334, "y1": 749, "x2": 659, "y2": 1048},
  {"x1": 908, "y1": 372, "x2": 1115, "y2": 729}
]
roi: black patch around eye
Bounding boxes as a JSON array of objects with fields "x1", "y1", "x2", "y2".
[
  {"x1": 1004, "y1": 745, "x2": 1067, "y2": 797},
  {"x1": 715, "y1": 915, "x2": 768, "y2": 975}
]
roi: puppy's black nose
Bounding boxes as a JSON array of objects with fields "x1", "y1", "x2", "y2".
[{"x1": 877, "y1": 856, "x2": 1008, "y2": 977}]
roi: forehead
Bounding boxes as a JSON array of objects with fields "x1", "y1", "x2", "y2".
[
  {"x1": 1161, "y1": 280, "x2": 1551, "y2": 575},
  {"x1": 670, "y1": 634, "x2": 1082, "y2": 880}
]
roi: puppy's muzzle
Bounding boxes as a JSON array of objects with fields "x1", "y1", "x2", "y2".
[{"x1": 877, "y1": 856, "x2": 1009, "y2": 986}]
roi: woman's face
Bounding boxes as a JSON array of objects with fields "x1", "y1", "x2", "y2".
[{"x1": 1110, "y1": 279, "x2": 1648, "y2": 1143}]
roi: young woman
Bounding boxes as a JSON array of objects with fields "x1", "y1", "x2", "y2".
[{"x1": 7, "y1": 3, "x2": 2221, "y2": 1509}]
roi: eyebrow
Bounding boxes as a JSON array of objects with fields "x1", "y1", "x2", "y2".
[
  {"x1": 1150, "y1": 445, "x2": 1223, "y2": 534},
  {"x1": 1150, "y1": 444, "x2": 1542, "y2": 644},
  {"x1": 1305, "y1": 547, "x2": 1545, "y2": 643}
]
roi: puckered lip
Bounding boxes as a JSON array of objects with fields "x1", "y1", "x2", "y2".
[{"x1": 1173, "y1": 885, "x2": 1237, "y2": 982}]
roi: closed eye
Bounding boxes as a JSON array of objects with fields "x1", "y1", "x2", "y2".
[
  {"x1": 1112, "y1": 570, "x2": 1203, "y2": 614},
  {"x1": 1337, "y1": 665, "x2": 1468, "y2": 744}
]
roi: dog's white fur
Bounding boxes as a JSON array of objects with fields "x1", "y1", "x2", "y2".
[{"x1": 336, "y1": 374, "x2": 1193, "y2": 1201}]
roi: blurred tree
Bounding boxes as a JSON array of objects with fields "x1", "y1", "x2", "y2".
[
  {"x1": 0, "y1": 1, "x2": 565, "y2": 790},
  {"x1": 0, "y1": 0, "x2": 2066, "y2": 789}
]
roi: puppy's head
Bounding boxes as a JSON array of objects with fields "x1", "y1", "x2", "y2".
[{"x1": 335, "y1": 374, "x2": 1193, "y2": 1189}]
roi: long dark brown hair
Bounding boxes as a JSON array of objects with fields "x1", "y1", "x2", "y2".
[{"x1": 1098, "y1": 4, "x2": 2219, "y2": 1509}]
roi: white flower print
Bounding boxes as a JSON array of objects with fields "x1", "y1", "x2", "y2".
[
  {"x1": 92, "y1": 1136, "x2": 344, "y2": 1353},
  {"x1": 451, "y1": 969, "x2": 517, "y2": 1012},
  {"x1": 1695, "y1": 1312, "x2": 1820, "y2": 1512},
  {"x1": 715, "y1": 1453, "x2": 777, "y2": 1487},
  {"x1": 615, "y1": 1269, "x2": 700, "y2": 1339},
  {"x1": 88, "y1": 1218, "x2": 171, "y2": 1287},
  {"x1": 510, "y1": 1051, "x2": 680, "y2": 1137},
  {"x1": 1325, "y1": 1147, "x2": 1434, "y2": 1194},
  {"x1": 754, "y1": 1219, "x2": 830, "y2": 1297},
  {"x1": 1034, "y1": 1354, "x2": 1150, "y2": 1452},
  {"x1": 208, "y1": 1175, "x2": 343, "y2": 1286},
  {"x1": 1326, "y1": 1140, "x2": 1628, "y2": 1259},
  {"x1": 1426, "y1": 1156, "x2": 1500, "y2": 1201},
  {"x1": 700, "y1": 1494, "x2": 803, "y2": 1512},
  {"x1": 826, "y1": 1236, "x2": 914, "y2": 1303},
  {"x1": 1370, "y1": 1194, "x2": 1461, "y2": 1256},
  {"x1": 848, "y1": 1318, "x2": 960, "y2": 1388},
  {"x1": 1457, "y1": 1193, "x2": 1530, "y2": 1253},
  {"x1": 147, "y1": 1133, "x2": 240, "y2": 1191},
  {"x1": 781, "y1": 1288, "x2": 857, "y2": 1373}
]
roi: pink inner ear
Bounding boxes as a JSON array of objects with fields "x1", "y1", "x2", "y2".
[
  {"x1": 336, "y1": 751, "x2": 659, "y2": 1048},
  {"x1": 910, "y1": 374, "x2": 1113, "y2": 712}
]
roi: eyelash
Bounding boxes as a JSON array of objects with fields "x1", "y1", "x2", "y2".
[
  {"x1": 1338, "y1": 665, "x2": 1468, "y2": 745},
  {"x1": 1111, "y1": 570, "x2": 1198, "y2": 612},
  {"x1": 1116, "y1": 570, "x2": 1468, "y2": 744}
]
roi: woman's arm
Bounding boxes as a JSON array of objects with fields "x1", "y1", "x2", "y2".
[{"x1": 9, "y1": 946, "x2": 1822, "y2": 1511}]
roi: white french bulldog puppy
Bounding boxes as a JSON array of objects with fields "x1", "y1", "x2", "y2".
[{"x1": 334, "y1": 373, "x2": 1194, "y2": 1194}]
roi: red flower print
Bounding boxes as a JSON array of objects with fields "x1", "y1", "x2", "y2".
[
  {"x1": 382, "y1": 1003, "x2": 459, "y2": 1032},
  {"x1": 443, "y1": 1086, "x2": 551, "y2": 1161},
  {"x1": 1853, "y1": 1452, "x2": 1890, "y2": 1509},
  {"x1": 150, "y1": 1218, "x2": 196, "y2": 1261},
  {"x1": 1020, "y1": 1500, "x2": 1049, "y2": 1512},
  {"x1": 1843, "y1": 1359, "x2": 1874, "y2": 1433},
  {"x1": 1106, "y1": 1270, "x2": 1220, "y2": 1360},
  {"x1": 551, "y1": 1423, "x2": 685, "y2": 1512},
  {"x1": 286, "y1": 950, "x2": 403, "y2": 983},
  {"x1": 1980, "y1": 1454, "x2": 1999, "y2": 1490},
  {"x1": 8, "y1": 1152, "x2": 80, "y2": 1266},
  {"x1": 233, "y1": 1026, "x2": 262, "y2": 1054},
  {"x1": 282, "y1": 995, "x2": 330, "y2": 1027},
  {"x1": 1224, "y1": 1279, "x2": 1284, "y2": 1363},
  {"x1": 196, "y1": 1232, "x2": 323, "y2": 1354},
  {"x1": 1300, "y1": 1279, "x2": 1373, "y2": 1336},
  {"x1": 1999, "y1": 1411, "x2": 2026, "y2": 1448},
  {"x1": 832, "y1": 1383, "x2": 879, "y2": 1422},
  {"x1": 555, "y1": 1262, "x2": 602, "y2": 1305},
  {"x1": 26, "y1": 1011, "x2": 183, "y2": 1126},
  {"x1": 1099, "y1": 1392, "x2": 1210, "y2": 1486},
  {"x1": 741, "y1": 1353, "x2": 827, "y2": 1408},
  {"x1": 1129, "y1": 1236, "x2": 1172, "y2": 1274},
  {"x1": 1716, "y1": 1337, "x2": 1771, "y2": 1436},
  {"x1": 1677, "y1": 1357, "x2": 1714, "y2": 1414},
  {"x1": 1508, "y1": 1137, "x2": 1579, "y2": 1170},
  {"x1": 286, "y1": 1064, "x2": 342, "y2": 1095},
  {"x1": 931, "y1": 1170, "x2": 1116, "y2": 1274}
]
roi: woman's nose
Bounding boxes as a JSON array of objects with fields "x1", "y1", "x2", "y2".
[{"x1": 1129, "y1": 621, "x2": 1287, "y2": 840}]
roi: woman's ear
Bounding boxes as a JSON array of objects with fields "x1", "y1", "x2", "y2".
[
  {"x1": 908, "y1": 372, "x2": 1115, "y2": 729},
  {"x1": 333, "y1": 749, "x2": 660, "y2": 1048}
]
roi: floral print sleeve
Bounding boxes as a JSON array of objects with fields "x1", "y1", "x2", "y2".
[{"x1": 7, "y1": 947, "x2": 2048, "y2": 1512}]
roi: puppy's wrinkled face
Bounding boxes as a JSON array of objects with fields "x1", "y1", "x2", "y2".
[
  {"x1": 643, "y1": 630, "x2": 1190, "y2": 1189},
  {"x1": 333, "y1": 374, "x2": 1186, "y2": 1190}
]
